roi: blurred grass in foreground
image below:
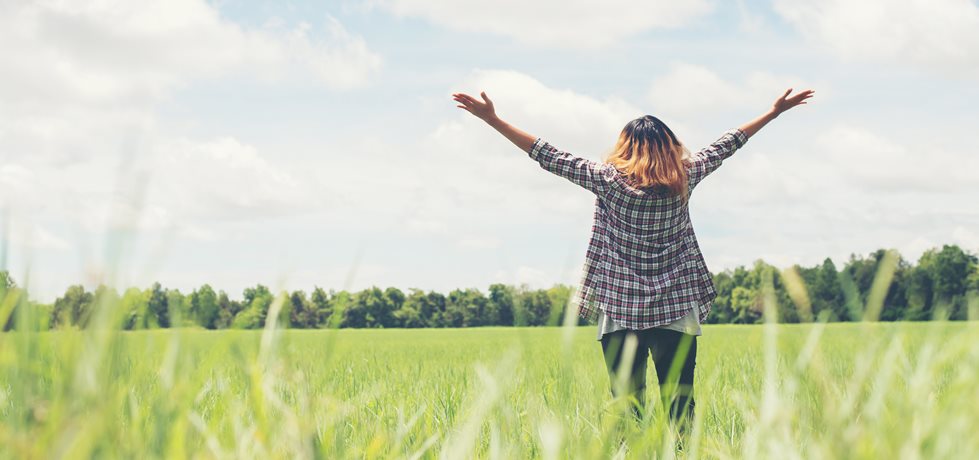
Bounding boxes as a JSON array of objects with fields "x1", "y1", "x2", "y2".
[{"x1": 1, "y1": 319, "x2": 978, "y2": 458}]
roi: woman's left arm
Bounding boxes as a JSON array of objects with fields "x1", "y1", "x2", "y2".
[
  {"x1": 453, "y1": 91, "x2": 612, "y2": 196},
  {"x1": 738, "y1": 88, "x2": 815, "y2": 139}
]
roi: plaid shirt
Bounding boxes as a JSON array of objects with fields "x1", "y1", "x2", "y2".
[{"x1": 528, "y1": 128, "x2": 748, "y2": 329}]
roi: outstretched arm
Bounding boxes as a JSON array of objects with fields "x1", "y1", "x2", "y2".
[
  {"x1": 452, "y1": 91, "x2": 613, "y2": 196},
  {"x1": 739, "y1": 88, "x2": 815, "y2": 139},
  {"x1": 688, "y1": 88, "x2": 815, "y2": 189},
  {"x1": 452, "y1": 91, "x2": 536, "y2": 152}
]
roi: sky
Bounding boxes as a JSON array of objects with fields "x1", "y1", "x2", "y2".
[{"x1": 2, "y1": 0, "x2": 978, "y2": 302}]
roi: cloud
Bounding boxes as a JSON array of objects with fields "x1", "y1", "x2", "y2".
[
  {"x1": 418, "y1": 69, "x2": 642, "y2": 220},
  {"x1": 690, "y1": 121, "x2": 979, "y2": 271},
  {"x1": 773, "y1": 0, "x2": 979, "y2": 75},
  {"x1": 816, "y1": 126, "x2": 979, "y2": 193},
  {"x1": 952, "y1": 227, "x2": 979, "y2": 253},
  {"x1": 146, "y1": 136, "x2": 309, "y2": 221},
  {"x1": 290, "y1": 69, "x2": 640, "y2": 269},
  {"x1": 376, "y1": 68, "x2": 973, "y2": 283},
  {"x1": 368, "y1": 0, "x2": 713, "y2": 48},
  {"x1": 0, "y1": 0, "x2": 381, "y2": 112},
  {"x1": 493, "y1": 265, "x2": 552, "y2": 288},
  {"x1": 456, "y1": 235, "x2": 502, "y2": 250},
  {"x1": 0, "y1": 0, "x2": 378, "y2": 236},
  {"x1": 647, "y1": 63, "x2": 812, "y2": 119},
  {"x1": 263, "y1": 16, "x2": 383, "y2": 90},
  {"x1": 0, "y1": 219, "x2": 70, "y2": 252},
  {"x1": 311, "y1": 68, "x2": 643, "y2": 228}
]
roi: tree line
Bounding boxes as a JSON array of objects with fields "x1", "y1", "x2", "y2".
[{"x1": 2, "y1": 244, "x2": 977, "y2": 332}]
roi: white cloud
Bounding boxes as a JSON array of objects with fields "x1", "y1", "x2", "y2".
[
  {"x1": 774, "y1": 0, "x2": 979, "y2": 75},
  {"x1": 456, "y1": 235, "x2": 502, "y2": 250},
  {"x1": 264, "y1": 16, "x2": 383, "y2": 90},
  {"x1": 0, "y1": 0, "x2": 382, "y2": 298},
  {"x1": 690, "y1": 121, "x2": 979, "y2": 272},
  {"x1": 369, "y1": 0, "x2": 713, "y2": 48},
  {"x1": 151, "y1": 137, "x2": 308, "y2": 220},
  {"x1": 0, "y1": 219, "x2": 70, "y2": 251},
  {"x1": 735, "y1": 0, "x2": 769, "y2": 35},
  {"x1": 280, "y1": 69, "x2": 639, "y2": 289},
  {"x1": 816, "y1": 126, "x2": 979, "y2": 194},
  {"x1": 446, "y1": 69, "x2": 641, "y2": 155},
  {"x1": 0, "y1": 0, "x2": 380, "y2": 112},
  {"x1": 417, "y1": 69, "x2": 642, "y2": 222},
  {"x1": 648, "y1": 63, "x2": 812, "y2": 118},
  {"x1": 952, "y1": 227, "x2": 979, "y2": 253},
  {"x1": 307, "y1": 68, "x2": 644, "y2": 236},
  {"x1": 493, "y1": 266, "x2": 553, "y2": 288},
  {"x1": 0, "y1": 0, "x2": 376, "y2": 232}
]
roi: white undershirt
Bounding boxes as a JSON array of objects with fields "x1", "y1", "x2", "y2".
[{"x1": 596, "y1": 304, "x2": 702, "y2": 341}]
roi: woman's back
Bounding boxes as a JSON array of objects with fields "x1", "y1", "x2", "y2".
[{"x1": 525, "y1": 128, "x2": 748, "y2": 329}]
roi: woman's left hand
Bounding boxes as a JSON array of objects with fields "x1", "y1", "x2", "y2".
[
  {"x1": 770, "y1": 88, "x2": 815, "y2": 117},
  {"x1": 453, "y1": 91, "x2": 498, "y2": 123}
]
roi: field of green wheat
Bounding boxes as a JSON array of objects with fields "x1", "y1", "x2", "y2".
[{"x1": 2, "y1": 317, "x2": 978, "y2": 459}]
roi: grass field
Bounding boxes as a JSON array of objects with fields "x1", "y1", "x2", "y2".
[{"x1": 1, "y1": 321, "x2": 978, "y2": 459}]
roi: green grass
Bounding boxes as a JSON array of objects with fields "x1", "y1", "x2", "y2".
[{"x1": 2, "y1": 322, "x2": 978, "y2": 459}]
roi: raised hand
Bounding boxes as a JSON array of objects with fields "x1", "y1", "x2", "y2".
[
  {"x1": 771, "y1": 88, "x2": 815, "y2": 117},
  {"x1": 451, "y1": 90, "x2": 536, "y2": 152},
  {"x1": 738, "y1": 88, "x2": 815, "y2": 139},
  {"x1": 452, "y1": 91, "x2": 498, "y2": 123}
]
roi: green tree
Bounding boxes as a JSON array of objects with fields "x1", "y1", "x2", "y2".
[
  {"x1": 119, "y1": 287, "x2": 149, "y2": 330},
  {"x1": 190, "y1": 284, "x2": 219, "y2": 329},
  {"x1": 394, "y1": 289, "x2": 426, "y2": 328},
  {"x1": 232, "y1": 285, "x2": 273, "y2": 329},
  {"x1": 516, "y1": 288, "x2": 551, "y2": 327},
  {"x1": 343, "y1": 287, "x2": 397, "y2": 328},
  {"x1": 50, "y1": 285, "x2": 95, "y2": 328},
  {"x1": 166, "y1": 289, "x2": 187, "y2": 326},
  {"x1": 708, "y1": 271, "x2": 735, "y2": 324},
  {"x1": 145, "y1": 283, "x2": 170, "y2": 328},
  {"x1": 289, "y1": 290, "x2": 322, "y2": 328},
  {"x1": 729, "y1": 286, "x2": 761, "y2": 324},
  {"x1": 328, "y1": 290, "x2": 352, "y2": 328},
  {"x1": 215, "y1": 290, "x2": 239, "y2": 329},
  {"x1": 488, "y1": 283, "x2": 515, "y2": 326},
  {"x1": 918, "y1": 245, "x2": 978, "y2": 319},
  {"x1": 445, "y1": 288, "x2": 488, "y2": 327},
  {"x1": 395, "y1": 288, "x2": 433, "y2": 328},
  {"x1": 401, "y1": 290, "x2": 445, "y2": 328},
  {"x1": 809, "y1": 258, "x2": 846, "y2": 321},
  {"x1": 90, "y1": 285, "x2": 121, "y2": 327},
  {"x1": 546, "y1": 284, "x2": 573, "y2": 326},
  {"x1": 840, "y1": 250, "x2": 909, "y2": 321},
  {"x1": 1, "y1": 271, "x2": 18, "y2": 331},
  {"x1": 310, "y1": 287, "x2": 333, "y2": 327}
]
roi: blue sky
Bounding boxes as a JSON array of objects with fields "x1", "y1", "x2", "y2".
[{"x1": 2, "y1": 0, "x2": 978, "y2": 301}]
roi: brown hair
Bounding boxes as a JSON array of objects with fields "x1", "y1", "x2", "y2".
[{"x1": 606, "y1": 115, "x2": 689, "y2": 198}]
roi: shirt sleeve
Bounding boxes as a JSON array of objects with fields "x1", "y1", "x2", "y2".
[
  {"x1": 528, "y1": 138, "x2": 614, "y2": 197},
  {"x1": 687, "y1": 128, "x2": 748, "y2": 190}
]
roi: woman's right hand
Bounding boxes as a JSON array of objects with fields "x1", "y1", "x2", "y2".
[
  {"x1": 453, "y1": 91, "x2": 498, "y2": 123},
  {"x1": 770, "y1": 88, "x2": 815, "y2": 117}
]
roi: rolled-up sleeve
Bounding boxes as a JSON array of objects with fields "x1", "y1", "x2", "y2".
[
  {"x1": 687, "y1": 128, "x2": 748, "y2": 190},
  {"x1": 529, "y1": 138, "x2": 613, "y2": 196}
]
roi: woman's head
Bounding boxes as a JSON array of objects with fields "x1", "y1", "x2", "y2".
[{"x1": 606, "y1": 115, "x2": 689, "y2": 197}]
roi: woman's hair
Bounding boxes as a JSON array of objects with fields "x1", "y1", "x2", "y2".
[{"x1": 606, "y1": 115, "x2": 689, "y2": 198}]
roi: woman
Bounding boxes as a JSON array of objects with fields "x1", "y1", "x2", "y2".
[{"x1": 452, "y1": 87, "x2": 814, "y2": 428}]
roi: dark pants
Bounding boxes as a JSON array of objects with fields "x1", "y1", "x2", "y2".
[{"x1": 601, "y1": 328, "x2": 697, "y2": 425}]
